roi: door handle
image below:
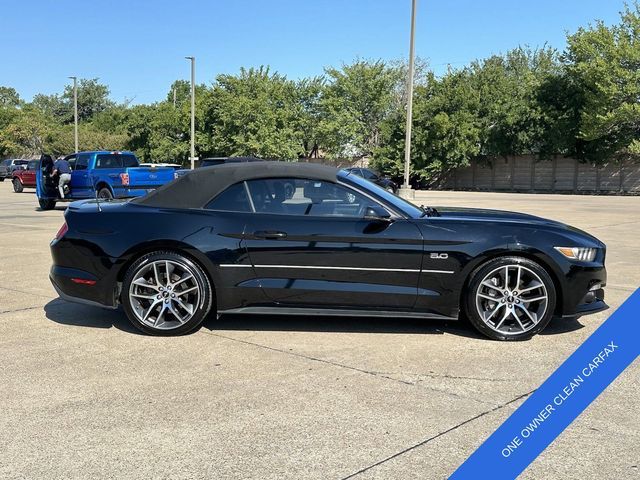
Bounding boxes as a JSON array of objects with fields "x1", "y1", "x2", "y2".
[
  {"x1": 108, "y1": 174, "x2": 119, "y2": 178},
  {"x1": 253, "y1": 230, "x2": 287, "y2": 239}
]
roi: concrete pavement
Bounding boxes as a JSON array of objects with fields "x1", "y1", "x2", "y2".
[{"x1": 0, "y1": 186, "x2": 637, "y2": 479}]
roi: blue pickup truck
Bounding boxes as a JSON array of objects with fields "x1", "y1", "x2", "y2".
[{"x1": 36, "y1": 151, "x2": 175, "y2": 210}]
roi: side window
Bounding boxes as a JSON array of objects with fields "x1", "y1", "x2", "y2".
[
  {"x1": 75, "y1": 155, "x2": 89, "y2": 171},
  {"x1": 362, "y1": 169, "x2": 378, "y2": 180},
  {"x1": 205, "y1": 183, "x2": 252, "y2": 212},
  {"x1": 120, "y1": 154, "x2": 138, "y2": 168},
  {"x1": 246, "y1": 178, "x2": 379, "y2": 217},
  {"x1": 65, "y1": 156, "x2": 76, "y2": 170},
  {"x1": 27, "y1": 160, "x2": 38, "y2": 170},
  {"x1": 95, "y1": 154, "x2": 122, "y2": 169}
]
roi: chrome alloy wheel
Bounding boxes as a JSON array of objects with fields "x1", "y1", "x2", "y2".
[
  {"x1": 475, "y1": 264, "x2": 549, "y2": 335},
  {"x1": 128, "y1": 259, "x2": 202, "y2": 330}
]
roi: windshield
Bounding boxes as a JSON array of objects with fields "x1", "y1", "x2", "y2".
[{"x1": 338, "y1": 170, "x2": 423, "y2": 218}]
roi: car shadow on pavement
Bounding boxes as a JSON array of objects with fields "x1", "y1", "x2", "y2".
[
  {"x1": 204, "y1": 314, "x2": 486, "y2": 339},
  {"x1": 43, "y1": 299, "x2": 585, "y2": 339},
  {"x1": 44, "y1": 299, "x2": 143, "y2": 335},
  {"x1": 540, "y1": 316, "x2": 585, "y2": 335}
]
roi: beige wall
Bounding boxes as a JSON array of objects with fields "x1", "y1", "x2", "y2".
[{"x1": 440, "y1": 155, "x2": 640, "y2": 194}]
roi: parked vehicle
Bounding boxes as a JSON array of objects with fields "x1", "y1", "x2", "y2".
[
  {"x1": 139, "y1": 163, "x2": 182, "y2": 170},
  {"x1": 174, "y1": 156, "x2": 260, "y2": 178},
  {"x1": 12, "y1": 159, "x2": 39, "y2": 192},
  {"x1": 344, "y1": 167, "x2": 398, "y2": 193},
  {"x1": 49, "y1": 161, "x2": 607, "y2": 340},
  {"x1": 0, "y1": 159, "x2": 28, "y2": 181},
  {"x1": 36, "y1": 151, "x2": 175, "y2": 210}
]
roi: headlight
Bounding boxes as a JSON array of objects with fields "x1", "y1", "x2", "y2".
[{"x1": 554, "y1": 247, "x2": 597, "y2": 262}]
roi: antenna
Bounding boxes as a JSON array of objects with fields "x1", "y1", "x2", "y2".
[{"x1": 93, "y1": 174, "x2": 102, "y2": 212}]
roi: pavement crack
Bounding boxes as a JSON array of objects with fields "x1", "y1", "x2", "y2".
[
  {"x1": 372, "y1": 371, "x2": 513, "y2": 382},
  {"x1": 339, "y1": 389, "x2": 535, "y2": 480},
  {"x1": 0, "y1": 285, "x2": 56, "y2": 300},
  {"x1": 0, "y1": 305, "x2": 47, "y2": 315},
  {"x1": 203, "y1": 331, "x2": 493, "y2": 404}
]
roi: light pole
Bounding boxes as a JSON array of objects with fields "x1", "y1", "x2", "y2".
[
  {"x1": 399, "y1": 0, "x2": 417, "y2": 199},
  {"x1": 68, "y1": 76, "x2": 78, "y2": 153},
  {"x1": 185, "y1": 56, "x2": 196, "y2": 170}
]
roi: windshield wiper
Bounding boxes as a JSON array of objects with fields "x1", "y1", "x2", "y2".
[{"x1": 420, "y1": 205, "x2": 439, "y2": 217}]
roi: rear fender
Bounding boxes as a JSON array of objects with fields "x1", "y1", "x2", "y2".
[{"x1": 116, "y1": 240, "x2": 216, "y2": 284}]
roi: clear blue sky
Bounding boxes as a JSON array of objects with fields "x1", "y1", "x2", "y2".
[{"x1": 1, "y1": 0, "x2": 628, "y2": 105}]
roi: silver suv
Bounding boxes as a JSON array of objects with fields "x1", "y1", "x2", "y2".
[{"x1": 0, "y1": 159, "x2": 28, "y2": 181}]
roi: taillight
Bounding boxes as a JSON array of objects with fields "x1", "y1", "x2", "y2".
[
  {"x1": 120, "y1": 173, "x2": 130, "y2": 185},
  {"x1": 55, "y1": 222, "x2": 68, "y2": 241}
]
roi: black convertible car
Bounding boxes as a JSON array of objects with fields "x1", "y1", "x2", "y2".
[{"x1": 49, "y1": 162, "x2": 607, "y2": 340}]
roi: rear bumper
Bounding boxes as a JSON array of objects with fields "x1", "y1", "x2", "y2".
[
  {"x1": 117, "y1": 186, "x2": 164, "y2": 198},
  {"x1": 50, "y1": 265, "x2": 118, "y2": 309}
]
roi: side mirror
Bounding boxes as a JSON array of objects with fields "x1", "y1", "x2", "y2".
[{"x1": 363, "y1": 205, "x2": 392, "y2": 223}]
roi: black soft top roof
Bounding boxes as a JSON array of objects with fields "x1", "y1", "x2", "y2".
[{"x1": 133, "y1": 161, "x2": 340, "y2": 209}]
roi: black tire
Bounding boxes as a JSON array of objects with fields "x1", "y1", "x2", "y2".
[
  {"x1": 97, "y1": 187, "x2": 113, "y2": 199},
  {"x1": 38, "y1": 198, "x2": 56, "y2": 210},
  {"x1": 122, "y1": 251, "x2": 213, "y2": 336},
  {"x1": 13, "y1": 178, "x2": 23, "y2": 193},
  {"x1": 464, "y1": 256, "x2": 556, "y2": 341},
  {"x1": 0, "y1": 177, "x2": 4, "y2": 182}
]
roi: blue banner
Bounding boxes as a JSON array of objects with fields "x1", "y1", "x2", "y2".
[{"x1": 450, "y1": 289, "x2": 640, "y2": 479}]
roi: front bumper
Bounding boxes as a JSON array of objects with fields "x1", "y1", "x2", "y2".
[{"x1": 563, "y1": 286, "x2": 608, "y2": 318}]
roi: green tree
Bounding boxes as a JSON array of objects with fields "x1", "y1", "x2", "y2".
[
  {"x1": 62, "y1": 78, "x2": 114, "y2": 122},
  {"x1": 31, "y1": 93, "x2": 70, "y2": 121},
  {"x1": 565, "y1": 2, "x2": 640, "y2": 160},
  {"x1": 0, "y1": 87, "x2": 21, "y2": 108},
  {"x1": 320, "y1": 60, "x2": 402, "y2": 158},
  {"x1": 203, "y1": 66, "x2": 303, "y2": 159},
  {"x1": 294, "y1": 76, "x2": 325, "y2": 158}
]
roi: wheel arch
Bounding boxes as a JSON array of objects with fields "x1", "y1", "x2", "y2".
[
  {"x1": 115, "y1": 241, "x2": 218, "y2": 307},
  {"x1": 95, "y1": 181, "x2": 113, "y2": 196},
  {"x1": 458, "y1": 248, "x2": 565, "y2": 317}
]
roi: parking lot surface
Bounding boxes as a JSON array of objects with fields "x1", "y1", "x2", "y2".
[{"x1": 0, "y1": 185, "x2": 638, "y2": 479}]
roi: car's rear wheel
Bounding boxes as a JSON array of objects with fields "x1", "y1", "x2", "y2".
[
  {"x1": 13, "y1": 178, "x2": 23, "y2": 193},
  {"x1": 464, "y1": 256, "x2": 556, "y2": 341},
  {"x1": 122, "y1": 251, "x2": 213, "y2": 336},
  {"x1": 38, "y1": 198, "x2": 56, "y2": 210},
  {"x1": 0, "y1": 177, "x2": 4, "y2": 182},
  {"x1": 97, "y1": 187, "x2": 113, "y2": 199}
]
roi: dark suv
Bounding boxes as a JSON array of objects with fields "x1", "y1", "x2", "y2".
[
  {"x1": 344, "y1": 167, "x2": 397, "y2": 193},
  {"x1": 174, "y1": 157, "x2": 261, "y2": 178}
]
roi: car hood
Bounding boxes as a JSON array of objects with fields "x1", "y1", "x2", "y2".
[
  {"x1": 435, "y1": 206, "x2": 555, "y2": 224},
  {"x1": 432, "y1": 206, "x2": 604, "y2": 245}
]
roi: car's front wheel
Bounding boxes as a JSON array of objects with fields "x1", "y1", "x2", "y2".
[
  {"x1": 122, "y1": 251, "x2": 213, "y2": 336},
  {"x1": 13, "y1": 178, "x2": 23, "y2": 193},
  {"x1": 464, "y1": 256, "x2": 556, "y2": 341}
]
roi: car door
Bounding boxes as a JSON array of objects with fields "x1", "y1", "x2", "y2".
[
  {"x1": 241, "y1": 177, "x2": 424, "y2": 309},
  {"x1": 70, "y1": 153, "x2": 93, "y2": 198},
  {"x1": 23, "y1": 160, "x2": 38, "y2": 186}
]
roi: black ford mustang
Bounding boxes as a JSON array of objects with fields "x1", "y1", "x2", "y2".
[{"x1": 49, "y1": 162, "x2": 607, "y2": 340}]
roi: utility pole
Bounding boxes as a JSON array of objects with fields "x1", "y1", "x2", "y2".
[
  {"x1": 399, "y1": 0, "x2": 417, "y2": 200},
  {"x1": 68, "y1": 76, "x2": 78, "y2": 153},
  {"x1": 185, "y1": 56, "x2": 196, "y2": 169},
  {"x1": 173, "y1": 87, "x2": 177, "y2": 107}
]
